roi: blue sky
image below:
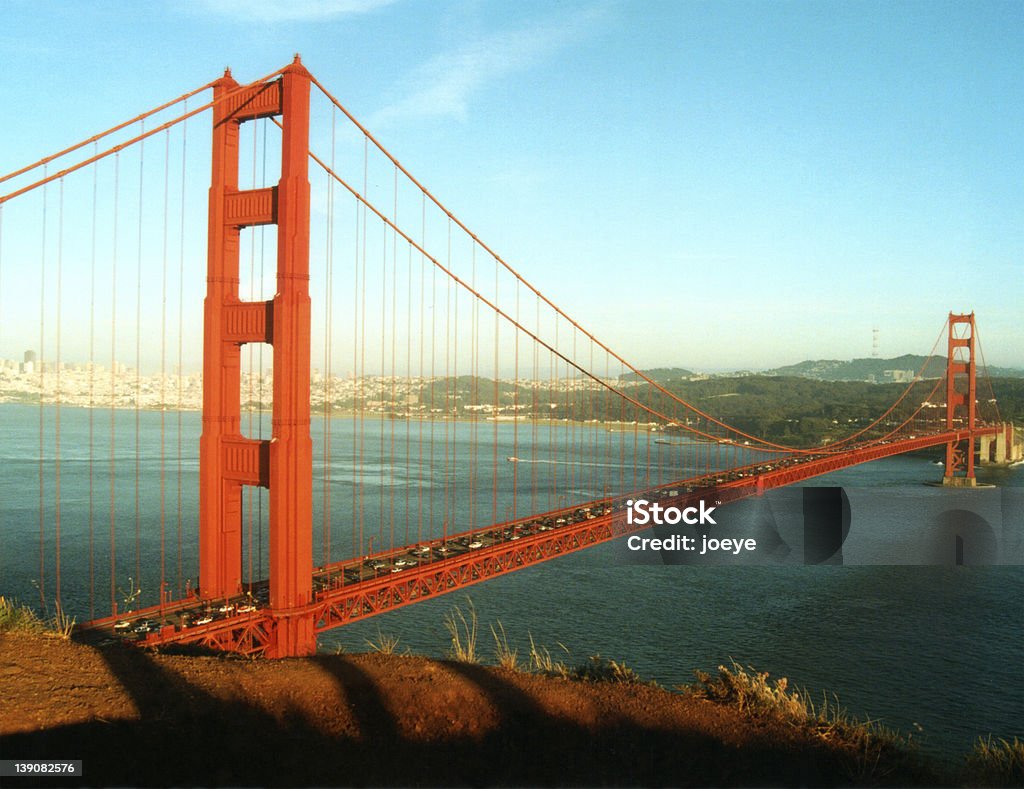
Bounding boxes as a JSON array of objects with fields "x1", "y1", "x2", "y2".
[{"x1": 1, "y1": 0, "x2": 1021, "y2": 370}]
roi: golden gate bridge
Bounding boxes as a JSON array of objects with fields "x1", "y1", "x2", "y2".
[{"x1": 0, "y1": 58, "x2": 1018, "y2": 657}]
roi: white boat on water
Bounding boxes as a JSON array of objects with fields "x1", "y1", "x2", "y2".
[{"x1": 506, "y1": 456, "x2": 519, "y2": 462}]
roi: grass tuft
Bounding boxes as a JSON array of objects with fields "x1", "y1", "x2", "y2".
[
  {"x1": 569, "y1": 655, "x2": 646, "y2": 684},
  {"x1": 50, "y1": 602, "x2": 75, "y2": 639},
  {"x1": 688, "y1": 660, "x2": 930, "y2": 784},
  {"x1": 365, "y1": 628, "x2": 401, "y2": 655},
  {"x1": 963, "y1": 736, "x2": 1024, "y2": 787},
  {"x1": 443, "y1": 598, "x2": 478, "y2": 663},
  {"x1": 526, "y1": 633, "x2": 571, "y2": 676},
  {"x1": 490, "y1": 620, "x2": 518, "y2": 671},
  {"x1": 0, "y1": 595, "x2": 74, "y2": 638},
  {"x1": 0, "y1": 595, "x2": 45, "y2": 633},
  {"x1": 690, "y1": 660, "x2": 809, "y2": 720}
]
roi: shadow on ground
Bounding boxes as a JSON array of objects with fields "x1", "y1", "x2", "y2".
[{"x1": 2, "y1": 643, "x2": 922, "y2": 787}]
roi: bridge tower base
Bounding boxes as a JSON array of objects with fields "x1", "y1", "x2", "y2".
[{"x1": 979, "y1": 424, "x2": 1024, "y2": 466}]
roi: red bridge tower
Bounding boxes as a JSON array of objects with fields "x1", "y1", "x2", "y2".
[
  {"x1": 943, "y1": 312, "x2": 978, "y2": 487},
  {"x1": 198, "y1": 58, "x2": 315, "y2": 656}
]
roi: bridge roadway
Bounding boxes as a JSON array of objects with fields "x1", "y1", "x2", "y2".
[{"x1": 78, "y1": 426, "x2": 1002, "y2": 655}]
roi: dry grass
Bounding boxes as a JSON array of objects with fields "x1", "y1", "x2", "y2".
[
  {"x1": 0, "y1": 595, "x2": 45, "y2": 634},
  {"x1": 526, "y1": 633, "x2": 571, "y2": 676},
  {"x1": 0, "y1": 595, "x2": 74, "y2": 638},
  {"x1": 690, "y1": 660, "x2": 809, "y2": 719},
  {"x1": 688, "y1": 661, "x2": 930, "y2": 785},
  {"x1": 51, "y1": 602, "x2": 75, "y2": 639},
  {"x1": 568, "y1": 655, "x2": 647, "y2": 685},
  {"x1": 443, "y1": 599, "x2": 478, "y2": 663},
  {"x1": 963, "y1": 736, "x2": 1024, "y2": 787},
  {"x1": 365, "y1": 628, "x2": 401, "y2": 655},
  {"x1": 489, "y1": 620, "x2": 518, "y2": 671}
]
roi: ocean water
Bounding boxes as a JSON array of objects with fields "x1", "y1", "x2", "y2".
[{"x1": 1, "y1": 403, "x2": 1021, "y2": 761}]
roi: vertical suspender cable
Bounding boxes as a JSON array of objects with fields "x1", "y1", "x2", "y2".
[
  {"x1": 405, "y1": 234, "x2": 412, "y2": 547},
  {"x1": 359, "y1": 138, "x2": 368, "y2": 554},
  {"x1": 109, "y1": 153, "x2": 119, "y2": 614},
  {"x1": 512, "y1": 279, "x2": 520, "y2": 520},
  {"x1": 160, "y1": 128, "x2": 170, "y2": 609},
  {"x1": 88, "y1": 146, "x2": 98, "y2": 618},
  {"x1": 134, "y1": 124, "x2": 144, "y2": 594},
  {"x1": 598, "y1": 352, "x2": 606, "y2": 493},
  {"x1": 531, "y1": 295, "x2": 539, "y2": 515},
  {"x1": 247, "y1": 122, "x2": 257, "y2": 585},
  {"x1": 443, "y1": 231, "x2": 452, "y2": 538},
  {"x1": 320, "y1": 159, "x2": 328, "y2": 568},
  {"x1": 469, "y1": 244, "x2": 477, "y2": 532},
  {"x1": 492, "y1": 255, "x2": 499, "y2": 526},
  {"x1": 352, "y1": 191, "x2": 360, "y2": 559},
  {"x1": 176, "y1": 102, "x2": 187, "y2": 597},
  {"x1": 360, "y1": 136, "x2": 368, "y2": 556},
  {"x1": 38, "y1": 171, "x2": 47, "y2": 612},
  {"x1": 417, "y1": 199, "x2": 425, "y2": 545},
  {"x1": 571, "y1": 335, "x2": 577, "y2": 498},
  {"x1": 258, "y1": 118, "x2": 268, "y2": 579},
  {"x1": 429, "y1": 208, "x2": 436, "y2": 541},
  {"x1": 447, "y1": 218, "x2": 456, "y2": 538},
  {"x1": 592, "y1": 336, "x2": 599, "y2": 488},
  {"x1": 323, "y1": 104, "x2": 337, "y2": 567},
  {"x1": 55, "y1": 178, "x2": 64, "y2": 610},
  {"x1": 389, "y1": 166, "x2": 399, "y2": 551},
  {"x1": 552, "y1": 338, "x2": 559, "y2": 509},
  {"x1": 380, "y1": 196, "x2": 387, "y2": 551},
  {"x1": 442, "y1": 230, "x2": 450, "y2": 538},
  {"x1": 320, "y1": 164, "x2": 328, "y2": 566}
]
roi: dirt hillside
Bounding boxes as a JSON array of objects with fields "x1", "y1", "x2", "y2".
[{"x1": 0, "y1": 632, "x2": 933, "y2": 787}]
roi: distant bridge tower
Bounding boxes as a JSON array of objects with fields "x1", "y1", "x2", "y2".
[
  {"x1": 943, "y1": 312, "x2": 977, "y2": 487},
  {"x1": 199, "y1": 57, "x2": 315, "y2": 656}
]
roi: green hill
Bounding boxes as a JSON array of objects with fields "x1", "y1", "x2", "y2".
[{"x1": 765, "y1": 355, "x2": 1023, "y2": 382}]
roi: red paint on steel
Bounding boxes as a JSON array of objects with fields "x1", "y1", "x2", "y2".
[
  {"x1": 198, "y1": 58, "x2": 315, "y2": 656},
  {"x1": 199, "y1": 69, "x2": 246, "y2": 601},
  {"x1": 266, "y1": 57, "x2": 316, "y2": 657},
  {"x1": 944, "y1": 313, "x2": 978, "y2": 481}
]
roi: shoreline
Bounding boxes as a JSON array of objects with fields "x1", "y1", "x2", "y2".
[{"x1": 0, "y1": 399, "x2": 692, "y2": 435}]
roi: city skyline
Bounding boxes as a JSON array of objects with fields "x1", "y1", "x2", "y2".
[{"x1": 1, "y1": 1, "x2": 1021, "y2": 371}]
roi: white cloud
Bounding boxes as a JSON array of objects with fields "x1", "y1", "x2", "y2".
[
  {"x1": 189, "y1": 0, "x2": 398, "y2": 23},
  {"x1": 371, "y1": 4, "x2": 611, "y2": 127}
]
